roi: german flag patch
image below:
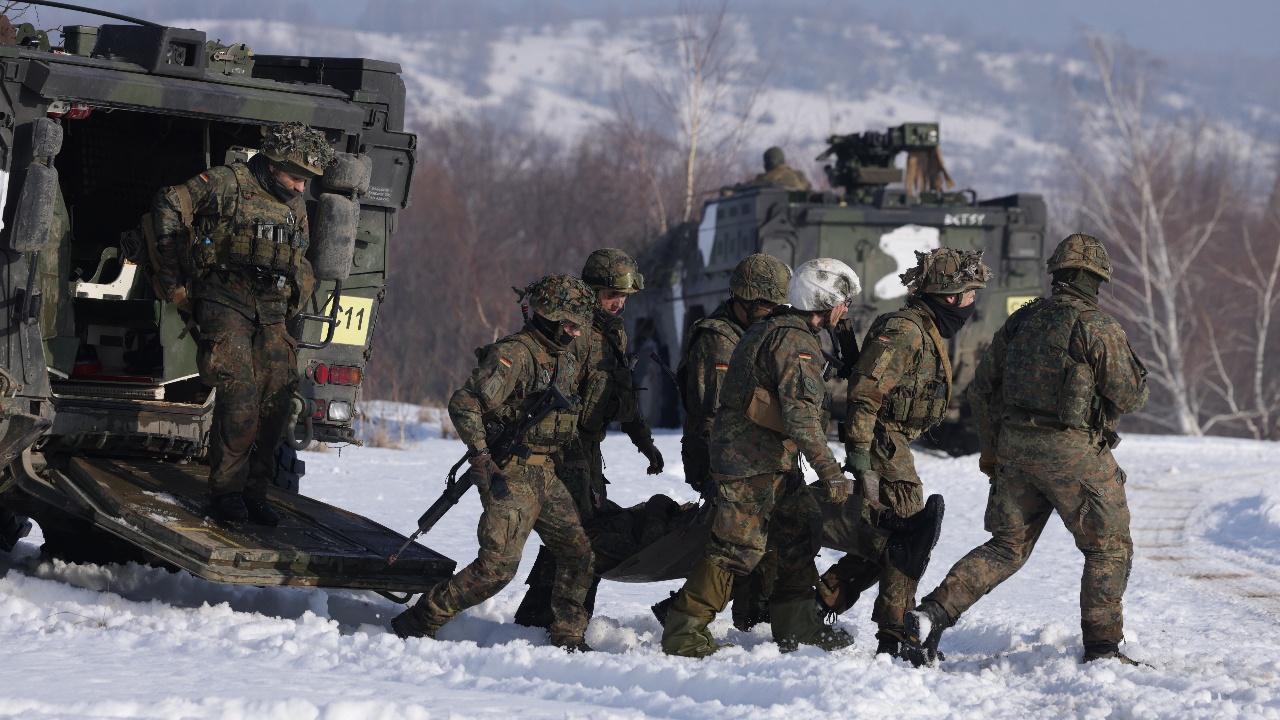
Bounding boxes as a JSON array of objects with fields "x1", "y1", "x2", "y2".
[
  {"x1": 198, "y1": 172, "x2": 211, "y2": 183},
  {"x1": 498, "y1": 357, "x2": 513, "y2": 368},
  {"x1": 879, "y1": 335, "x2": 890, "y2": 341},
  {"x1": 714, "y1": 363, "x2": 729, "y2": 371},
  {"x1": 797, "y1": 352, "x2": 813, "y2": 360}
]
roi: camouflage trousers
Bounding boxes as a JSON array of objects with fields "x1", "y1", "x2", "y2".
[
  {"x1": 694, "y1": 470, "x2": 823, "y2": 608},
  {"x1": 196, "y1": 300, "x2": 297, "y2": 499},
  {"x1": 416, "y1": 460, "x2": 595, "y2": 642},
  {"x1": 555, "y1": 436, "x2": 607, "y2": 522},
  {"x1": 822, "y1": 430, "x2": 924, "y2": 640},
  {"x1": 924, "y1": 459, "x2": 1133, "y2": 646}
]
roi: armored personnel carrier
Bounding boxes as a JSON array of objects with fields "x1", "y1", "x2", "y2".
[
  {"x1": 0, "y1": 4, "x2": 452, "y2": 596},
  {"x1": 628, "y1": 123, "x2": 1048, "y2": 453}
]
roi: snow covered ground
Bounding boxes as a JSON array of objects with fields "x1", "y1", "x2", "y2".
[{"x1": 2, "y1": 425, "x2": 1280, "y2": 718}]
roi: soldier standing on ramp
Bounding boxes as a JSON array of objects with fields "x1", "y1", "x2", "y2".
[
  {"x1": 661, "y1": 258, "x2": 861, "y2": 657},
  {"x1": 901, "y1": 234, "x2": 1149, "y2": 667},
  {"x1": 514, "y1": 248, "x2": 661, "y2": 628},
  {"x1": 818, "y1": 247, "x2": 989, "y2": 657},
  {"x1": 152, "y1": 122, "x2": 333, "y2": 525},
  {"x1": 392, "y1": 275, "x2": 599, "y2": 652}
]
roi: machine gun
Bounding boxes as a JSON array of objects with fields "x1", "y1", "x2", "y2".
[
  {"x1": 388, "y1": 383, "x2": 580, "y2": 563},
  {"x1": 816, "y1": 122, "x2": 954, "y2": 204}
]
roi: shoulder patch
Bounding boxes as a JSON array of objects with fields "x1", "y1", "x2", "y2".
[
  {"x1": 714, "y1": 363, "x2": 729, "y2": 371},
  {"x1": 797, "y1": 351, "x2": 813, "y2": 360},
  {"x1": 198, "y1": 172, "x2": 210, "y2": 183},
  {"x1": 498, "y1": 356, "x2": 513, "y2": 368}
]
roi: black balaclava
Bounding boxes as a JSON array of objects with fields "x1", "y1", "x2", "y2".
[
  {"x1": 919, "y1": 293, "x2": 976, "y2": 339},
  {"x1": 530, "y1": 313, "x2": 574, "y2": 349},
  {"x1": 249, "y1": 153, "x2": 303, "y2": 204},
  {"x1": 1052, "y1": 268, "x2": 1102, "y2": 304}
]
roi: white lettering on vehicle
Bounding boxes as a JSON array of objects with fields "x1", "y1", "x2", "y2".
[{"x1": 944, "y1": 213, "x2": 985, "y2": 226}]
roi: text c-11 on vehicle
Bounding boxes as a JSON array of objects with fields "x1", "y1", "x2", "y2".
[
  {"x1": 0, "y1": 2, "x2": 457, "y2": 598},
  {"x1": 626, "y1": 122, "x2": 1049, "y2": 454}
]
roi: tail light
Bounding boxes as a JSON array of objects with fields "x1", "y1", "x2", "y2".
[{"x1": 311, "y1": 364, "x2": 362, "y2": 386}]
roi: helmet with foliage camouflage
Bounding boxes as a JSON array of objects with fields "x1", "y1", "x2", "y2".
[
  {"x1": 730, "y1": 253, "x2": 791, "y2": 304},
  {"x1": 789, "y1": 258, "x2": 860, "y2": 311},
  {"x1": 901, "y1": 247, "x2": 991, "y2": 296},
  {"x1": 1047, "y1": 233, "x2": 1113, "y2": 282},
  {"x1": 517, "y1": 274, "x2": 598, "y2": 327},
  {"x1": 260, "y1": 122, "x2": 336, "y2": 178},
  {"x1": 581, "y1": 248, "x2": 644, "y2": 294},
  {"x1": 763, "y1": 146, "x2": 785, "y2": 171}
]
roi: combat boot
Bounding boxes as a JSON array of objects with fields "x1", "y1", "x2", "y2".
[
  {"x1": 1082, "y1": 643, "x2": 1143, "y2": 666},
  {"x1": 243, "y1": 496, "x2": 280, "y2": 527},
  {"x1": 883, "y1": 494, "x2": 944, "y2": 581},
  {"x1": 552, "y1": 636, "x2": 594, "y2": 653},
  {"x1": 662, "y1": 609, "x2": 727, "y2": 657},
  {"x1": 875, "y1": 636, "x2": 900, "y2": 657},
  {"x1": 902, "y1": 599, "x2": 952, "y2": 667},
  {"x1": 391, "y1": 594, "x2": 447, "y2": 640},
  {"x1": 0, "y1": 508, "x2": 32, "y2": 553},
  {"x1": 651, "y1": 591, "x2": 676, "y2": 625},
  {"x1": 210, "y1": 492, "x2": 249, "y2": 523},
  {"x1": 769, "y1": 597, "x2": 855, "y2": 653}
]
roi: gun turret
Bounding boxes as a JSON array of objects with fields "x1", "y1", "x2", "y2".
[{"x1": 817, "y1": 122, "x2": 955, "y2": 203}]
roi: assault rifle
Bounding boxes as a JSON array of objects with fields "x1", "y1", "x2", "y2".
[{"x1": 388, "y1": 383, "x2": 580, "y2": 563}]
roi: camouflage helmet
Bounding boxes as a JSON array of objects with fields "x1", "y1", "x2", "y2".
[
  {"x1": 260, "y1": 122, "x2": 336, "y2": 178},
  {"x1": 517, "y1": 274, "x2": 598, "y2": 328},
  {"x1": 901, "y1": 247, "x2": 991, "y2": 296},
  {"x1": 763, "y1": 146, "x2": 785, "y2": 171},
  {"x1": 789, "y1": 258, "x2": 861, "y2": 311},
  {"x1": 730, "y1": 253, "x2": 791, "y2": 304},
  {"x1": 1047, "y1": 233, "x2": 1113, "y2": 282},
  {"x1": 581, "y1": 248, "x2": 644, "y2": 294}
]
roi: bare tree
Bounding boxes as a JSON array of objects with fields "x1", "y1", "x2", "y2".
[{"x1": 1068, "y1": 35, "x2": 1238, "y2": 435}]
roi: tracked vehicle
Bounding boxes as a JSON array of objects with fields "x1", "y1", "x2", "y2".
[
  {"x1": 0, "y1": 4, "x2": 452, "y2": 595},
  {"x1": 628, "y1": 123, "x2": 1048, "y2": 453}
]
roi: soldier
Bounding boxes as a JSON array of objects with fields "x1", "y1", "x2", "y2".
[
  {"x1": 661, "y1": 258, "x2": 861, "y2": 657},
  {"x1": 152, "y1": 122, "x2": 334, "y2": 525},
  {"x1": 902, "y1": 234, "x2": 1148, "y2": 667},
  {"x1": 820, "y1": 247, "x2": 990, "y2": 657},
  {"x1": 392, "y1": 275, "x2": 599, "y2": 652},
  {"x1": 514, "y1": 248, "x2": 661, "y2": 628},
  {"x1": 674, "y1": 253, "x2": 790, "y2": 629},
  {"x1": 752, "y1": 147, "x2": 812, "y2": 192}
]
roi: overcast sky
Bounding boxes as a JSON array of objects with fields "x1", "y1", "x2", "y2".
[{"x1": 25, "y1": 0, "x2": 1280, "y2": 60}]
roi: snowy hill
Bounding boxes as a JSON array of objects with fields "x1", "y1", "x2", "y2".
[
  {"x1": 165, "y1": 11, "x2": 1280, "y2": 200},
  {"x1": 2, "y1": 430, "x2": 1279, "y2": 717}
]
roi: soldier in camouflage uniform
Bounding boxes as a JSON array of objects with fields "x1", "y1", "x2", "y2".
[
  {"x1": 661, "y1": 258, "x2": 862, "y2": 657},
  {"x1": 821, "y1": 247, "x2": 990, "y2": 656},
  {"x1": 674, "y1": 253, "x2": 790, "y2": 629},
  {"x1": 514, "y1": 248, "x2": 661, "y2": 628},
  {"x1": 902, "y1": 234, "x2": 1149, "y2": 667},
  {"x1": 392, "y1": 275, "x2": 599, "y2": 652},
  {"x1": 752, "y1": 147, "x2": 812, "y2": 192},
  {"x1": 152, "y1": 122, "x2": 334, "y2": 525}
]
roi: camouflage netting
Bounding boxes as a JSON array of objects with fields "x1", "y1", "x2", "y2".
[
  {"x1": 901, "y1": 247, "x2": 991, "y2": 295},
  {"x1": 1047, "y1": 233, "x2": 1113, "y2": 282},
  {"x1": 261, "y1": 122, "x2": 337, "y2": 178},
  {"x1": 730, "y1": 253, "x2": 791, "y2": 304},
  {"x1": 515, "y1": 274, "x2": 599, "y2": 327}
]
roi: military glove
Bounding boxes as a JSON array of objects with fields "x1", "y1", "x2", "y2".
[
  {"x1": 636, "y1": 438, "x2": 664, "y2": 475},
  {"x1": 978, "y1": 453, "x2": 997, "y2": 478},
  {"x1": 819, "y1": 468, "x2": 853, "y2": 505},
  {"x1": 843, "y1": 447, "x2": 871, "y2": 480},
  {"x1": 466, "y1": 451, "x2": 502, "y2": 491}
]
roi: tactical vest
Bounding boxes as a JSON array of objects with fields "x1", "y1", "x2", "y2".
[
  {"x1": 181, "y1": 162, "x2": 307, "y2": 278},
  {"x1": 1002, "y1": 295, "x2": 1097, "y2": 429},
  {"x1": 718, "y1": 312, "x2": 815, "y2": 433},
  {"x1": 675, "y1": 310, "x2": 742, "y2": 413},
  {"x1": 577, "y1": 314, "x2": 636, "y2": 438},
  {"x1": 485, "y1": 332, "x2": 581, "y2": 453},
  {"x1": 867, "y1": 308, "x2": 951, "y2": 432}
]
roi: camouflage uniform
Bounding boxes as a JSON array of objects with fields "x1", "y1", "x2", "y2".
[
  {"x1": 152, "y1": 123, "x2": 330, "y2": 504},
  {"x1": 753, "y1": 147, "x2": 812, "y2": 192},
  {"x1": 678, "y1": 301, "x2": 743, "y2": 494},
  {"x1": 394, "y1": 275, "x2": 598, "y2": 648},
  {"x1": 826, "y1": 248, "x2": 990, "y2": 648},
  {"x1": 916, "y1": 234, "x2": 1148, "y2": 657},
  {"x1": 664, "y1": 260, "x2": 863, "y2": 657}
]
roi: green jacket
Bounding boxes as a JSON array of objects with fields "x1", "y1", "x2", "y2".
[
  {"x1": 678, "y1": 301, "x2": 746, "y2": 488},
  {"x1": 711, "y1": 310, "x2": 840, "y2": 481}
]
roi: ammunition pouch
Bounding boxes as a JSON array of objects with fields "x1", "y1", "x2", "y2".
[
  {"x1": 884, "y1": 377, "x2": 948, "y2": 429},
  {"x1": 523, "y1": 407, "x2": 579, "y2": 448},
  {"x1": 1058, "y1": 361, "x2": 1096, "y2": 428},
  {"x1": 577, "y1": 369, "x2": 615, "y2": 435},
  {"x1": 745, "y1": 386, "x2": 785, "y2": 433}
]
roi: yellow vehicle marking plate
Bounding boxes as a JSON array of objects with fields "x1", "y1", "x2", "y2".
[
  {"x1": 1006, "y1": 295, "x2": 1040, "y2": 315},
  {"x1": 321, "y1": 295, "x2": 376, "y2": 346}
]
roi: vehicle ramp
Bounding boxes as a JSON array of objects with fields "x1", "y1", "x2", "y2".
[{"x1": 46, "y1": 457, "x2": 453, "y2": 593}]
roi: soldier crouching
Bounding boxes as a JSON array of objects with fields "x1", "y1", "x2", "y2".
[
  {"x1": 151, "y1": 122, "x2": 332, "y2": 526},
  {"x1": 391, "y1": 275, "x2": 598, "y2": 652}
]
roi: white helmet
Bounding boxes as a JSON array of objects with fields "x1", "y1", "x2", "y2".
[{"x1": 788, "y1": 258, "x2": 861, "y2": 311}]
